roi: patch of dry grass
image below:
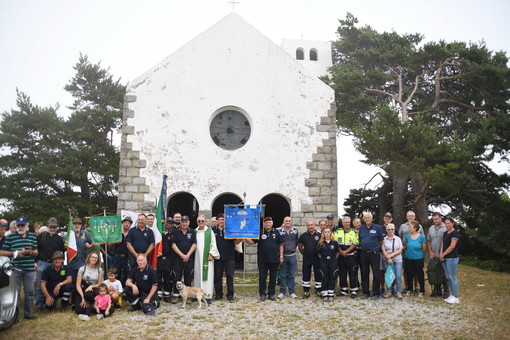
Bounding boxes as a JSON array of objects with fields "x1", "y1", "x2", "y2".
[{"x1": 1, "y1": 265, "x2": 509, "y2": 339}]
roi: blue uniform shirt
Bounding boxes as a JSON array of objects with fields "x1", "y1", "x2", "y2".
[
  {"x1": 125, "y1": 226, "x2": 155, "y2": 253},
  {"x1": 255, "y1": 229, "x2": 283, "y2": 264},
  {"x1": 359, "y1": 224, "x2": 383, "y2": 251}
]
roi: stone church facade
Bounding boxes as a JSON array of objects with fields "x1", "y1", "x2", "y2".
[{"x1": 117, "y1": 13, "x2": 337, "y2": 272}]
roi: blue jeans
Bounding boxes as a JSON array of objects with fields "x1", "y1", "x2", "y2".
[
  {"x1": 13, "y1": 269, "x2": 36, "y2": 317},
  {"x1": 383, "y1": 261, "x2": 403, "y2": 293},
  {"x1": 35, "y1": 260, "x2": 51, "y2": 308},
  {"x1": 279, "y1": 255, "x2": 297, "y2": 295},
  {"x1": 442, "y1": 257, "x2": 459, "y2": 297}
]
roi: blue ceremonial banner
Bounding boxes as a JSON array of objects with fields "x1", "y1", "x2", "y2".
[{"x1": 225, "y1": 205, "x2": 262, "y2": 239}]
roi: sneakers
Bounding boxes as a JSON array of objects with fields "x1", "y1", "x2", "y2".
[
  {"x1": 396, "y1": 293, "x2": 403, "y2": 299},
  {"x1": 383, "y1": 292, "x2": 392, "y2": 299},
  {"x1": 268, "y1": 295, "x2": 276, "y2": 301},
  {"x1": 444, "y1": 295, "x2": 454, "y2": 302},
  {"x1": 96, "y1": 314, "x2": 104, "y2": 320},
  {"x1": 78, "y1": 314, "x2": 90, "y2": 321},
  {"x1": 360, "y1": 294, "x2": 369, "y2": 300},
  {"x1": 315, "y1": 291, "x2": 322, "y2": 297},
  {"x1": 290, "y1": 293, "x2": 297, "y2": 299},
  {"x1": 445, "y1": 295, "x2": 460, "y2": 304},
  {"x1": 370, "y1": 295, "x2": 380, "y2": 300},
  {"x1": 260, "y1": 295, "x2": 266, "y2": 302},
  {"x1": 406, "y1": 290, "x2": 412, "y2": 296},
  {"x1": 418, "y1": 292, "x2": 424, "y2": 297},
  {"x1": 303, "y1": 291, "x2": 310, "y2": 299},
  {"x1": 277, "y1": 293, "x2": 284, "y2": 299},
  {"x1": 350, "y1": 293, "x2": 357, "y2": 299}
]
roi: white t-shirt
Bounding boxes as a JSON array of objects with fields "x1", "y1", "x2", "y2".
[
  {"x1": 104, "y1": 279, "x2": 123, "y2": 293},
  {"x1": 382, "y1": 236, "x2": 403, "y2": 262},
  {"x1": 78, "y1": 265, "x2": 104, "y2": 286}
]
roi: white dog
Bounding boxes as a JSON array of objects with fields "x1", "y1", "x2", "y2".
[{"x1": 175, "y1": 281, "x2": 209, "y2": 308}]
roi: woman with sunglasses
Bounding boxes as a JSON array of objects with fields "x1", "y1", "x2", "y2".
[{"x1": 381, "y1": 223, "x2": 404, "y2": 299}]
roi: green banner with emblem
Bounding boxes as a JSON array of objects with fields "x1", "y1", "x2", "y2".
[{"x1": 89, "y1": 215, "x2": 122, "y2": 244}]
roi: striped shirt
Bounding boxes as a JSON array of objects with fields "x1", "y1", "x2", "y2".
[{"x1": 1, "y1": 232, "x2": 38, "y2": 271}]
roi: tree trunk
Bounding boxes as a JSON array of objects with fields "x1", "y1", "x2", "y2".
[
  {"x1": 392, "y1": 173, "x2": 408, "y2": 227},
  {"x1": 410, "y1": 173, "x2": 430, "y2": 229},
  {"x1": 377, "y1": 178, "x2": 392, "y2": 224}
]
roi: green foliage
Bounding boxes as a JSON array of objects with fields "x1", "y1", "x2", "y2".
[
  {"x1": 331, "y1": 14, "x2": 510, "y2": 263},
  {"x1": 0, "y1": 54, "x2": 126, "y2": 224}
]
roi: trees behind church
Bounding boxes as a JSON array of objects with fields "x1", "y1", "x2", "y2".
[
  {"x1": 327, "y1": 13, "x2": 510, "y2": 269},
  {"x1": 0, "y1": 54, "x2": 125, "y2": 223}
]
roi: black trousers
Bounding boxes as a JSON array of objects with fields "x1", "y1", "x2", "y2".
[
  {"x1": 338, "y1": 255, "x2": 358, "y2": 294},
  {"x1": 360, "y1": 250, "x2": 381, "y2": 296},
  {"x1": 125, "y1": 285, "x2": 158, "y2": 306},
  {"x1": 214, "y1": 259, "x2": 235, "y2": 298},
  {"x1": 258, "y1": 262, "x2": 278, "y2": 296},
  {"x1": 320, "y1": 257, "x2": 338, "y2": 297},
  {"x1": 157, "y1": 256, "x2": 173, "y2": 298},
  {"x1": 75, "y1": 289, "x2": 96, "y2": 315},
  {"x1": 45, "y1": 283, "x2": 73, "y2": 310},
  {"x1": 301, "y1": 256, "x2": 322, "y2": 292},
  {"x1": 173, "y1": 256, "x2": 194, "y2": 295},
  {"x1": 405, "y1": 258, "x2": 425, "y2": 293}
]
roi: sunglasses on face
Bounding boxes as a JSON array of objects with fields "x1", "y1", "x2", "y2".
[{"x1": 197, "y1": 220, "x2": 205, "y2": 222}]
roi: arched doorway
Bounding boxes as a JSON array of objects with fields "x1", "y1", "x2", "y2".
[
  {"x1": 211, "y1": 192, "x2": 243, "y2": 217},
  {"x1": 259, "y1": 193, "x2": 291, "y2": 229},
  {"x1": 167, "y1": 192, "x2": 199, "y2": 229},
  {"x1": 212, "y1": 192, "x2": 244, "y2": 269}
]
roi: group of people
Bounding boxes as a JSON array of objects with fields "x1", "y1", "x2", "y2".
[{"x1": 0, "y1": 208, "x2": 461, "y2": 323}]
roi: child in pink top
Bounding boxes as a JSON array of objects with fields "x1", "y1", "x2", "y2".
[{"x1": 94, "y1": 284, "x2": 113, "y2": 319}]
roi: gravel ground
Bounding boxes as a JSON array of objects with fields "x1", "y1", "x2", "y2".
[{"x1": 111, "y1": 292, "x2": 467, "y2": 340}]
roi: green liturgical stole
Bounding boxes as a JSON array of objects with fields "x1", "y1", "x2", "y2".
[{"x1": 202, "y1": 227, "x2": 212, "y2": 281}]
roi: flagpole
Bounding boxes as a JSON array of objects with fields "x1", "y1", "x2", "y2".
[{"x1": 103, "y1": 207, "x2": 108, "y2": 274}]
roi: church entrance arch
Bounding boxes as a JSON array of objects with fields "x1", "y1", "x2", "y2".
[
  {"x1": 167, "y1": 192, "x2": 200, "y2": 229},
  {"x1": 259, "y1": 193, "x2": 291, "y2": 229},
  {"x1": 211, "y1": 192, "x2": 244, "y2": 217},
  {"x1": 212, "y1": 192, "x2": 244, "y2": 269}
]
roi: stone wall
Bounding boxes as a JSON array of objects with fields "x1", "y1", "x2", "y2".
[
  {"x1": 116, "y1": 95, "x2": 153, "y2": 214},
  {"x1": 243, "y1": 102, "x2": 338, "y2": 273}
]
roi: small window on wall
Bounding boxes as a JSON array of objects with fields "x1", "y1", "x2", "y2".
[
  {"x1": 296, "y1": 48, "x2": 304, "y2": 60},
  {"x1": 310, "y1": 49, "x2": 318, "y2": 61}
]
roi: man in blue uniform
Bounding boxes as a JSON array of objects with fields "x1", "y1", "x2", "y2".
[
  {"x1": 40, "y1": 250, "x2": 73, "y2": 311},
  {"x1": 246, "y1": 217, "x2": 283, "y2": 301},
  {"x1": 359, "y1": 212, "x2": 384, "y2": 300},
  {"x1": 213, "y1": 213, "x2": 239, "y2": 301},
  {"x1": 298, "y1": 220, "x2": 322, "y2": 298},
  {"x1": 125, "y1": 254, "x2": 158, "y2": 312},
  {"x1": 171, "y1": 216, "x2": 196, "y2": 302},
  {"x1": 126, "y1": 214, "x2": 155, "y2": 268}
]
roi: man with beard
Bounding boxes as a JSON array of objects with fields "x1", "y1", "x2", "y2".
[
  {"x1": 35, "y1": 217, "x2": 66, "y2": 311},
  {"x1": 1, "y1": 216, "x2": 39, "y2": 319}
]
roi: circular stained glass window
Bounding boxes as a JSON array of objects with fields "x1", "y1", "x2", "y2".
[{"x1": 209, "y1": 109, "x2": 251, "y2": 150}]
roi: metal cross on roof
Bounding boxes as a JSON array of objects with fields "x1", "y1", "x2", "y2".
[{"x1": 227, "y1": 0, "x2": 240, "y2": 12}]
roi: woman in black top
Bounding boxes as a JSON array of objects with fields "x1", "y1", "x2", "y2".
[{"x1": 440, "y1": 216, "x2": 460, "y2": 304}]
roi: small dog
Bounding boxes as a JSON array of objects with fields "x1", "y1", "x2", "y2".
[{"x1": 175, "y1": 281, "x2": 209, "y2": 308}]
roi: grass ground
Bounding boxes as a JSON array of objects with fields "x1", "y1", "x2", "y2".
[{"x1": 2, "y1": 264, "x2": 509, "y2": 339}]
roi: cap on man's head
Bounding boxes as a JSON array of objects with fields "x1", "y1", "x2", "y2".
[
  {"x1": 181, "y1": 216, "x2": 190, "y2": 221},
  {"x1": 16, "y1": 216, "x2": 28, "y2": 225},
  {"x1": 384, "y1": 212, "x2": 393, "y2": 218},
  {"x1": 326, "y1": 214, "x2": 335, "y2": 219},
  {"x1": 166, "y1": 217, "x2": 174, "y2": 223},
  {"x1": 72, "y1": 217, "x2": 83, "y2": 224},
  {"x1": 47, "y1": 217, "x2": 58, "y2": 227},
  {"x1": 0, "y1": 221, "x2": 7, "y2": 227},
  {"x1": 122, "y1": 216, "x2": 133, "y2": 223},
  {"x1": 216, "y1": 213, "x2": 224, "y2": 219},
  {"x1": 263, "y1": 216, "x2": 272, "y2": 222},
  {"x1": 143, "y1": 302, "x2": 156, "y2": 315},
  {"x1": 52, "y1": 250, "x2": 65, "y2": 261}
]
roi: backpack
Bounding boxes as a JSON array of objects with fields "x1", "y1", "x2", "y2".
[{"x1": 427, "y1": 257, "x2": 446, "y2": 285}]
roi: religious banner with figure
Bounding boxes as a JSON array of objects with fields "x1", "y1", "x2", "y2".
[
  {"x1": 89, "y1": 215, "x2": 122, "y2": 244},
  {"x1": 225, "y1": 205, "x2": 262, "y2": 239}
]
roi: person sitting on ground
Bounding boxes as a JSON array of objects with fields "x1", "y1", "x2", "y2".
[
  {"x1": 125, "y1": 254, "x2": 158, "y2": 313},
  {"x1": 76, "y1": 251, "x2": 104, "y2": 321},
  {"x1": 94, "y1": 283, "x2": 114, "y2": 319},
  {"x1": 103, "y1": 267, "x2": 123, "y2": 308},
  {"x1": 40, "y1": 250, "x2": 73, "y2": 311}
]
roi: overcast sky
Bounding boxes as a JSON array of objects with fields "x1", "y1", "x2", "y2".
[{"x1": 1, "y1": 0, "x2": 509, "y2": 212}]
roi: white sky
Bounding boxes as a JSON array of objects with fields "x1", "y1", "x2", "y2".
[{"x1": 1, "y1": 0, "x2": 509, "y2": 213}]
